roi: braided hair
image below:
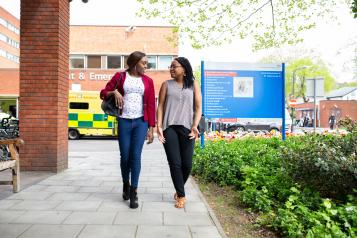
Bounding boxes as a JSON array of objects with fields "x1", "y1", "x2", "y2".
[{"x1": 175, "y1": 57, "x2": 195, "y2": 89}]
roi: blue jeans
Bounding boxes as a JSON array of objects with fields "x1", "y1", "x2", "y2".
[{"x1": 118, "y1": 117, "x2": 148, "y2": 188}]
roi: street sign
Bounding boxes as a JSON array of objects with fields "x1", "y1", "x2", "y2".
[
  {"x1": 306, "y1": 78, "x2": 324, "y2": 97},
  {"x1": 288, "y1": 99, "x2": 297, "y2": 107}
]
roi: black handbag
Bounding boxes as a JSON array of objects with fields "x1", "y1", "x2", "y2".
[{"x1": 101, "y1": 73, "x2": 123, "y2": 117}]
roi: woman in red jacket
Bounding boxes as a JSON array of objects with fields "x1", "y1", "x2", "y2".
[{"x1": 100, "y1": 51, "x2": 155, "y2": 209}]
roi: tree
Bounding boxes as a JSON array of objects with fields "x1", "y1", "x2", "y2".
[
  {"x1": 137, "y1": 0, "x2": 350, "y2": 50},
  {"x1": 352, "y1": 0, "x2": 357, "y2": 18},
  {"x1": 261, "y1": 56, "x2": 336, "y2": 102},
  {"x1": 337, "y1": 81, "x2": 357, "y2": 87}
]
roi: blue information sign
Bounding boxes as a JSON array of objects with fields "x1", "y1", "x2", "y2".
[{"x1": 202, "y1": 62, "x2": 285, "y2": 119}]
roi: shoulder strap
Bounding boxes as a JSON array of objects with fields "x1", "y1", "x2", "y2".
[{"x1": 115, "y1": 71, "x2": 124, "y2": 90}]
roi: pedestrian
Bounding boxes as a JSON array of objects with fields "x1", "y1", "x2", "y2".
[
  {"x1": 156, "y1": 57, "x2": 202, "y2": 208},
  {"x1": 100, "y1": 51, "x2": 156, "y2": 209},
  {"x1": 303, "y1": 114, "x2": 310, "y2": 127},
  {"x1": 328, "y1": 114, "x2": 336, "y2": 130}
]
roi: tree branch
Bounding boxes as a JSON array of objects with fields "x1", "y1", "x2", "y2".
[
  {"x1": 214, "y1": 0, "x2": 272, "y2": 41},
  {"x1": 270, "y1": 0, "x2": 275, "y2": 35}
]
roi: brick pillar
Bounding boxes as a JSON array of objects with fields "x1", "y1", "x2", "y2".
[{"x1": 19, "y1": 0, "x2": 69, "y2": 172}]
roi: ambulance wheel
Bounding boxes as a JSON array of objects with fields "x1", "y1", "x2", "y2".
[{"x1": 68, "y1": 129, "x2": 80, "y2": 140}]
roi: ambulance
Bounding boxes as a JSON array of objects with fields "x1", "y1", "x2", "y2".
[{"x1": 68, "y1": 91, "x2": 118, "y2": 139}]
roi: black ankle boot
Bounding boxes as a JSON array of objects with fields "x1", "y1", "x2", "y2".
[
  {"x1": 122, "y1": 182, "x2": 130, "y2": 201},
  {"x1": 129, "y1": 186, "x2": 138, "y2": 209}
]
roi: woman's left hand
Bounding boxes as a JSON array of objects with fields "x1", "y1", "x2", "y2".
[
  {"x1": 189, "y1": 127, "x2": 199, "y2": 140},
  {"x1": 147, "y1": 128, "x2": 154, "y2": 144}
]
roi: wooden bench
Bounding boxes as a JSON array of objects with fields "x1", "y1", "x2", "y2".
[{"x1": 0, "y1": 138, "x2": 23, "y2": 193}]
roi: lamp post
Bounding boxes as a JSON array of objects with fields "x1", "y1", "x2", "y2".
[{"x1": 291, "y1": 66, "x2": 309, "y2": 132}]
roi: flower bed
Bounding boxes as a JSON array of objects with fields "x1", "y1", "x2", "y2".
[{"x1": 203, "y1": 129, "x2": 349, "y2": 141}]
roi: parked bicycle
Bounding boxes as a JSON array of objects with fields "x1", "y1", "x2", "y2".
[{"x1": 0, "y1": 115, "x2": 19, "y2": 138}]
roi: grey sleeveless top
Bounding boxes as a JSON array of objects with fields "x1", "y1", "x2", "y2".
[{"x1": 162, "y1": 79, "x2": 194, "y2": 131}]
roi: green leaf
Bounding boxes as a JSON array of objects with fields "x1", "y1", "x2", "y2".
[{"x1": 323, "y1": 199, "x2": 332, "y2": 209}]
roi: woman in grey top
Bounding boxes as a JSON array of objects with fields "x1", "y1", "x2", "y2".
[{"x1": 157, "y1": 57, "x2": 202, "y2": 208}]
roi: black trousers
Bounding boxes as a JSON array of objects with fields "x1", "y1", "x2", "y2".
[{"x1": 163, "y1": 125, "x2": 195, "y2": 197}]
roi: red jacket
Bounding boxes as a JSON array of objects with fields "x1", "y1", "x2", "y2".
[{"x1": 100, "y1": 71, "x2": 156, "y2": 127}]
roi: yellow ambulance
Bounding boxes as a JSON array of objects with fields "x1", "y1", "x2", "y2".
[{"x1": 68, "y1": 91, "x2": 118, "y2": 139}]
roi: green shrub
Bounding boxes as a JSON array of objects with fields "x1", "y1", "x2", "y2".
[
  {"x1": 193, "y1": 138, "x2": 283, "y2": 187},
  {"x1": 271, "y1": 189, "x2": 357, "y2": 237},
  {"x1": 281, "y1": 134, "x2": 357, "y2": 200},
  {"x1": 193, "y1": 140, "x2": 244, "y2": 186},
  {"x1": 338, "y1": 117, "x2": 357, "y2": 133}
]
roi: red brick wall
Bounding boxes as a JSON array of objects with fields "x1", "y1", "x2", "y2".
[
  {"x1": 320, "y1": 100, "x2": 357, "y2": 128},
  {"x1": 20, "y1": 0, "x2": 69, "y2": 172},
  {"x1": 70, "y1": 25, "x2": 178, "y2": 54}
]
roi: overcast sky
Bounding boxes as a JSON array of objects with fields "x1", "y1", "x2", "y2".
[{"x1": 1, "y1": 0, "x2": 357, "y2": 83}]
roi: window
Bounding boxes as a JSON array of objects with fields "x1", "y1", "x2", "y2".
[
  {"x1": 0, "y1": 18, "x2": 6, "y2": 28},
  {"x1": 101, "y1": 56, "x2": 107, "y2": 69},
  {"x1": 0, "y1": 48, "x2": 6, "y2": 58},
  {"x1": 147, "y1": 56, "x2": 157, "y2": 69},
  {"x1": 70, "y1": 55, "x2": 84, "y2": 68},
  {"x1": 123, "y1": 55, "x2": 129, "y2": 69},
  {"x1": 87, "y1": 55, "x2": 101, "y2": 68},
  {"x1": 8, "y1": 38, "x2": 19, "y2": 48},
  {"x1": 0, "y1": 33, "x2": 6, "y2": 42},
  {"x1": 0, "y1": 33, "x2": 19, "y2": 48},
  {"x1": 107, "y1": 55, "x2": 122, "y2": 69},
  {"x1": 69, "y1": 102, "x2": 89, "y2": 110},
  {"x1": 158, "y1": 56, "x2": 172, "y2": 70},
  {"x1": 7, "y1": 23, "x2": 19, "y2": 35},
  {"x1": 0, "y1": 18, "x2": 19, "y2": 35},
  {"x1": 6, "y1": 52, "x2": 19, "y2": 63},
  {"x1": 0, "y1": 48, "x2": 19, "y2": 63}
]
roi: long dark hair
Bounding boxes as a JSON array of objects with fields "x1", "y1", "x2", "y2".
[
  {"x1": 175, "y1": 57, "x2": 194, "y2": 89},
  {"x1": 126, "y1": 51, "x2": 146, "y2": 71}
]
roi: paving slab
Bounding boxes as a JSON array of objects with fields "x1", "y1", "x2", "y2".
[
  {"x1": 0, "y1": 210, "x2": 26, "y2": 223},
  {"x1": 47, "y1": 192, "x2": 90, "y2": 201},
  {"x1": 12, "y1": 211, "x2": 71, "y2": 224},
  {"x1": 18, "y1": 224, "x2": 83, "y2": 238},
  {"x1": 77, "y1": 225, "x2": 136, "y2": 238},
  {"x1": 164, "y1": 212, "x2": 213, "y2": 226},
  {"x1": 8, "y1": 200, "x2": 62, "y2": 211},
  {"x1": 0, "y1": 199, "x2": 21, "y2": 209},
  {"x1": 0, "y1": 224, "x2": 31, "y2": 238},
  {"x1": 190, "y1": 226, "x2": 222, "y2": 238},
  {"x1": 136, "y1": 225, "x2": 190, "y2": 238},
  {"x1": 55, "y1": 200, "x2": 102, "y2": 211},
  {"x1": 114, "y1": 212, "x2": 163, "y2": 225},
  {"x1": 63, "y1": 211, "x2": 117, "y2": 225}
]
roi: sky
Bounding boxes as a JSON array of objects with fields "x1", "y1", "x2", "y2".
[{"x1": 1, "y1": 0, "x2": 357, "y2": 83}]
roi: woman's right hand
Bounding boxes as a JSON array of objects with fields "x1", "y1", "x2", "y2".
[
  {"x1": 113, "y1": 90, "x2": 124, "y2": 109},
  {"x1": 157, "y1": 126, "x2": 165, "y2": 144}
]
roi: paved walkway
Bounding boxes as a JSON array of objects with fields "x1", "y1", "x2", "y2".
[{"x1": 0, "y1": 139, "x2": 224, "y2": 238}]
